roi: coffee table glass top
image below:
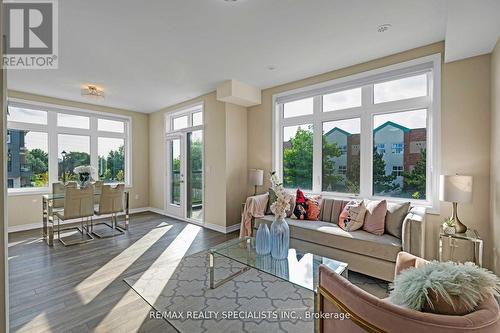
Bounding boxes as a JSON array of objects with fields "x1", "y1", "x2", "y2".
[{"x1": 209, "y1": 236, "x2": 348, "y2": 292}]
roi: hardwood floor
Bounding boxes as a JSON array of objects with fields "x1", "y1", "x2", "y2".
[{"x1": 8, "y1": 212, "x2": 237, "y2": 333}]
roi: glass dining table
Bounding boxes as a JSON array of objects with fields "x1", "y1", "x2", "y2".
[{"x1": 42, "y1": 190, "x2": 129, "y2": 246}]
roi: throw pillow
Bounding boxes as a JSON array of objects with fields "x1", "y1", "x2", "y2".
[
  {"x1": 293, "y1": 188, "x2": 308, "y2": 220},
  {"x1": 338, "y1": 200, "x2": 366, "y2": 231},
  {"x1": 286, "y1": 195, "x2": 296, "y2": 218},
  {"x1": 305, "y1": 196, "x2": 321, "y2": 221},
  {"x1": 389, "y1": 261, "x2": 500, "y2": 315},
  {"x1": 385, "y1": 202, "x2": 411, "y2": 238},
  {"x1": 363, "y1": 200, "x2": 387, "y2": 235},
  {"x1": 265, "y1": 188, "x2": 277, "y2": 215}
]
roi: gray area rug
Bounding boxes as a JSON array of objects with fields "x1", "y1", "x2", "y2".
[{"x1": 124, "y1": 250, "x2": 388, "y2": 333}]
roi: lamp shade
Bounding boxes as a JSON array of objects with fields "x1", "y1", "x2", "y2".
[
  {"x1": 248, "y1": 169, "x2": 264, "y2": 186},
  {"x1": 439, "y1": 175, "x2": 473, "y2": 203}
]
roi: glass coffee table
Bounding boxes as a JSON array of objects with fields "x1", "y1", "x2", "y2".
[{"x1": 209, "y1": 236, "x2": 348, "y2": 332}]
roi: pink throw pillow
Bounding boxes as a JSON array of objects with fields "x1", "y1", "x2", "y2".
[
  {"x1": 363, "y1": 200, "x2": 387, "y2": 235},
  {"x1": 338, "y1": 201, "x2": 366, "y2": 231}
]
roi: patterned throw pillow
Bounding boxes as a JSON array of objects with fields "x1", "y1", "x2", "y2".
[
  {"x1": 292, "y1": 188, "x2": 308, "y2": 220},
  {"x1": 305, "y1": 196, "x2": 321, "y2": 221},
  {"x1": 338, "y1": 200, "x2": 366, "y2": 231}
]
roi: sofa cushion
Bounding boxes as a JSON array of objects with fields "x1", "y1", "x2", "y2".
[
  {"x1": 385, "y1": 202, "x2": 411, "y2": 239},
  {"x1": 363, "y1": 200, "x2": 387, "y2": 236},
  {"x1": 319, "y1": 198, "x2": 350, "y2": 224},
  {"x1": 255, "y1": 215, "x2": 402, "y2": 262}
]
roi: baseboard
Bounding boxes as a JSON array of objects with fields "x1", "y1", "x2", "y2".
[
  {"x1": 8, "y1": 207, "x2": 241, "y2": 234},
  {"x1": 147, "y1": 208, "x2": 240, "y2": 234},
  {"x1": 8, "y1": 207, "x2": 151, "y2": 233}
]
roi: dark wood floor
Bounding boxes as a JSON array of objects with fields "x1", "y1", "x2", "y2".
[{"x1": 8, "y1": 212, "x2": 237, "y2": 333}]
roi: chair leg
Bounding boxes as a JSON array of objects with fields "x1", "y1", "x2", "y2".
[
  {"x1": 92, "y1": 213, "x2": 125, "y2": 238},
  {"x1": 58, "y1": 216, "x2": 94, "y2": 247}
]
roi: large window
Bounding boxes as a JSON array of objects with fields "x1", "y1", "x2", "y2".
[
  {"x1": 7, "y1": 102, "x2": 131, "y2": 192},
  {"x1": 273, "y1": 55, "x2": 440, "y2": 208}
]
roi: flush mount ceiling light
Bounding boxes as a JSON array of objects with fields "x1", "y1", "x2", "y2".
[
  {"x1": 377, "y1": 24, "x2": 392, "y2": 33},
  {"x1": 81, "y1": 85, "x2": 104, "y2": 99},
  {"x1": 267, "y1": 65, "x2": 276, "y2": 71}
]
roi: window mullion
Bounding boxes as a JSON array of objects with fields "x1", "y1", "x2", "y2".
[
  {"x1": 312, "y1": 96, "x2": 322, "y2": 193},
  {"x1": 359, "y1": 85, "x2": 373, "y2": 198},
  {"x1": 90, "y1": 117, "x2": 98, "y2": 178},
  {"x1": 48, "y1": 111, "x2": 58, "y2": 185}
]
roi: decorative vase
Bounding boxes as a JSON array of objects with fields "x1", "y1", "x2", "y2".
[
  {"x1": 270, "y1": 216, "x2": 290, "y2": 259},
  {"x1": 256, "y1": 223, "x2": 271, "y2": 255},
  {"x1": 256, "y1": 254, "x2": 272, "y2": 271},
  {"x1": 271, "y1": 258, "x2": 289, "y2": 279},
  {"x1": 79, "y1": 172, "x2": 90, "y2": 187}
]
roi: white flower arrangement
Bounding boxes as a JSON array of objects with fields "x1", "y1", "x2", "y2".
[
  {"x1": 74, "y1": 165, "x2": 97, "y2": 178},
  {"x1": 270, "y1": 172, "x2": 291, "y2": 219}
]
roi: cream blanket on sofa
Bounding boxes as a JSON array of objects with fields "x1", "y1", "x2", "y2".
[{"x1": 239, "y1": 193, "x2": 269, "y2": 237}]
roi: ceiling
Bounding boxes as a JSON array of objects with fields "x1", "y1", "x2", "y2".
[{"x1": 6, "y1": 0, "x2": 499, "y2": 113}]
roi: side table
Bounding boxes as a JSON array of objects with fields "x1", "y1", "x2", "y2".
[{"x1": 438, "y1": 229, "x2": 483, "y2": 267}]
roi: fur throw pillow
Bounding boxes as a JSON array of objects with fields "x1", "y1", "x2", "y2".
[{"x1": 389, "y1": 261, "x2": 500, "y2": 315}]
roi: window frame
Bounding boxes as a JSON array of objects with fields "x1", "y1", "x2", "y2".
[
  {"x1": 272, "y1": 54, "x2": 441, "y2": 211},
  {"x1": 7, "y1": 99, "x2": 132, "y2": 195}
]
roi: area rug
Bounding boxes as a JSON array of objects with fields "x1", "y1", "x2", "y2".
[{"x1": 124, "y1": 250, "x2": 387, "y2": 333}]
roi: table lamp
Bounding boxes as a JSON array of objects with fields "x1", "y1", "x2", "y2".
[
  {"x1": 439, "y1": 174, "x2": 473, "y2": 233},
  {"x1": 248, "y1": 169, "x2": 264, "y2": 195}
]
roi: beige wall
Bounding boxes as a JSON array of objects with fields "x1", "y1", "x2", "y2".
[
  {"x1": 247, "y1": 42, "x2": 495, "y2": 268},
  {"x1": 7, "y1": 91, "x2": 150, "y2": 228},
  {"x1": 490, "y1": 37, "x2": 500, "y2": 275},
  {"x1": 149, "y1": 93, "x2": 248, "y2": 229},
  {"x1": 225, "y1": 103, "x2": 248, "y2": 227}
]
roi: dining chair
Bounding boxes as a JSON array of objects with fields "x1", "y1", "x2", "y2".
[
  {"x1": 55, "y1": 185, "x2": 95, "y2": 246},
  {"x1": 92, "y1": 184, "x2": 125, "y2": 238},
  {"x1": 52, "y1": 181, "x2": 77, "y2": 211},
  {"x1": 93, "y1": 180, "x2": 103, "y2": 205}
]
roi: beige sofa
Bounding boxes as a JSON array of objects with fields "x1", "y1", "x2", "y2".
[{"x1": 253, "y1": 198, "x2": 426, "y2": 282}]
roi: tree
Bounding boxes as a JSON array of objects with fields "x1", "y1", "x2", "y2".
[
  {"x1": 98, "y1": 145, "x2": 125, "y2": 181},
  {"x1": 26, "y1": 148, "x2": 48, "y2": 174},
  {"x1": 59, "y1": 151, "x2": 90, "y2": 181},
  {"x1": 346, "y1": 159, "x2": 360, "y2": 193},
  {"x1": 322, "y1": 136, "x2": 342, "y2": 191},
  {"x1": 403, "y1": 149, "x2": 426, "y2": 199},
  {"x1": 283, "y1": 126, "x2": 313, "y2": 189},
  {"x1": 372, "y1": 148, "x2": 399, "y2": 194}
]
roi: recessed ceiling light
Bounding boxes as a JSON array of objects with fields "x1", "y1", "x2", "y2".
[
  {"x1": 267, "y1": 65, "x2": 276, "y2": 71},
  {"x1": 377, "y1": 24, "x2": 392, "y2": 33}
]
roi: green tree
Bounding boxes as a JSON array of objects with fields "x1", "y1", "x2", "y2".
[
  {"x1": 26, "y1": 148, "x2": 48, "y2": 174},
  {"x1": 403, "y1": 149, "x2": 426, "y2": 199},
  {"x1": 373, "y1": 148, "x2": 399, "y2": 194},
  {"x1": 346, "y1": 159, "x2": 360, "y2": 193},
  {"x1": 322, "y1": 137, "x2": 342, "y2": 191},
  {"x1": 59, "y1": 151, "x2": 91, "y2": 181},
  {"x1": 99, "y1": 145, "x2": 125, "y2": 181},
  {"x1": 283, "y1": 126, "x2": 313, "y2": 189}
]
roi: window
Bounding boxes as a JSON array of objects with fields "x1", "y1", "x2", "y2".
[
  {"x1": 192, "y1": 112, "x2": 203, "y2": 127},
  {"x1": 323, "y1": 88, "x2": 361, "y2": 112},
  {"x1": 322, "y1": 118, "x2": 360, "y2": 193},
  {"x1": 392, "y1": 166, "x2": 404, "y2": 177},
  {"x1": 58, "y1": 134, "x2": 91, "y2": 182},
  {"x1": 57, "y1": 113, "x2": 90, "y2": 129},
  {"x1": 7, "y1": 103, "x2": 131, "y2": 192},
  {"x1": 283, "y1": 124, "x2": 313, "y2": 190},
  {"x1": 374, "y1": 74, "x2": 427, "y2": 104},
  {"x1": 283, "y1": 98, "x2": 313, "y2": 118},
  {"x1": 173, "y1": 116, "x2": 188, "y2": 130},
  {"x1": 273, "y1": 55, "x2": 439, "y2": 208},
  {"x1": 376, "y1": 143, "x2": 385, "y2": 154},
  {"x1": 391, "y1": 143, "x2": 404, "y2": 154}
]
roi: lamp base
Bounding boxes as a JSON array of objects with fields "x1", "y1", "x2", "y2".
[{"x1": 452, "y1": 202, "x2": 467, "y2": 233}]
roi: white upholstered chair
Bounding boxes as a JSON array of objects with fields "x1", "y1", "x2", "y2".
[{"x1": 92, "y1": 184, "x2": 125, "y2": 238}]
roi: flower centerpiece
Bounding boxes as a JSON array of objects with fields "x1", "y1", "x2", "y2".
[
  {"x1": 269, "y1": 171, "x2": 291, "y2": 259},
  {"x1": 73, "y1": 165, "x2": 96, "y2": 187}
]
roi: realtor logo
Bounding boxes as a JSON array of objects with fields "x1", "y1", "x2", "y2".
[{"x1": 2, "y1": 0, "x2": 58, "y2": 69}]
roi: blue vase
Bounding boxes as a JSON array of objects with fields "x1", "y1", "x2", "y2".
[
  {"x1": 270, "y1": 216, "x2": 290, "y2": 259},
  {"x1": 256, "y1": 223, "x2": 271, "y2": 255},
  {"x1": 271, "y1": 258, "x2": 289, "y2": 279},
  {"x1": 256, "y1": 254, "x2": 272, "y2": 271}
]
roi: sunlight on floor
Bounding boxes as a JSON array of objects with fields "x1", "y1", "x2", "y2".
[
  {"x1": 75, "y1": 223, "x2": 173, "y2": 304},
  {"x1": 132, "y1": 223, "x2": 201, "y2": 304}
]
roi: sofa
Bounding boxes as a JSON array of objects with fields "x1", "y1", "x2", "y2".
[
  {"x1": 253, "y1": 198, "x2": 426, "y2": 282},
  {"x1": 317, "y1": 252, "x2": 500, "y2": 332}
]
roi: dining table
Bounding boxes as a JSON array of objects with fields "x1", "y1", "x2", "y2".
[{"x1": 42, "y1": 190, "x2": 129, "y2": 246}]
